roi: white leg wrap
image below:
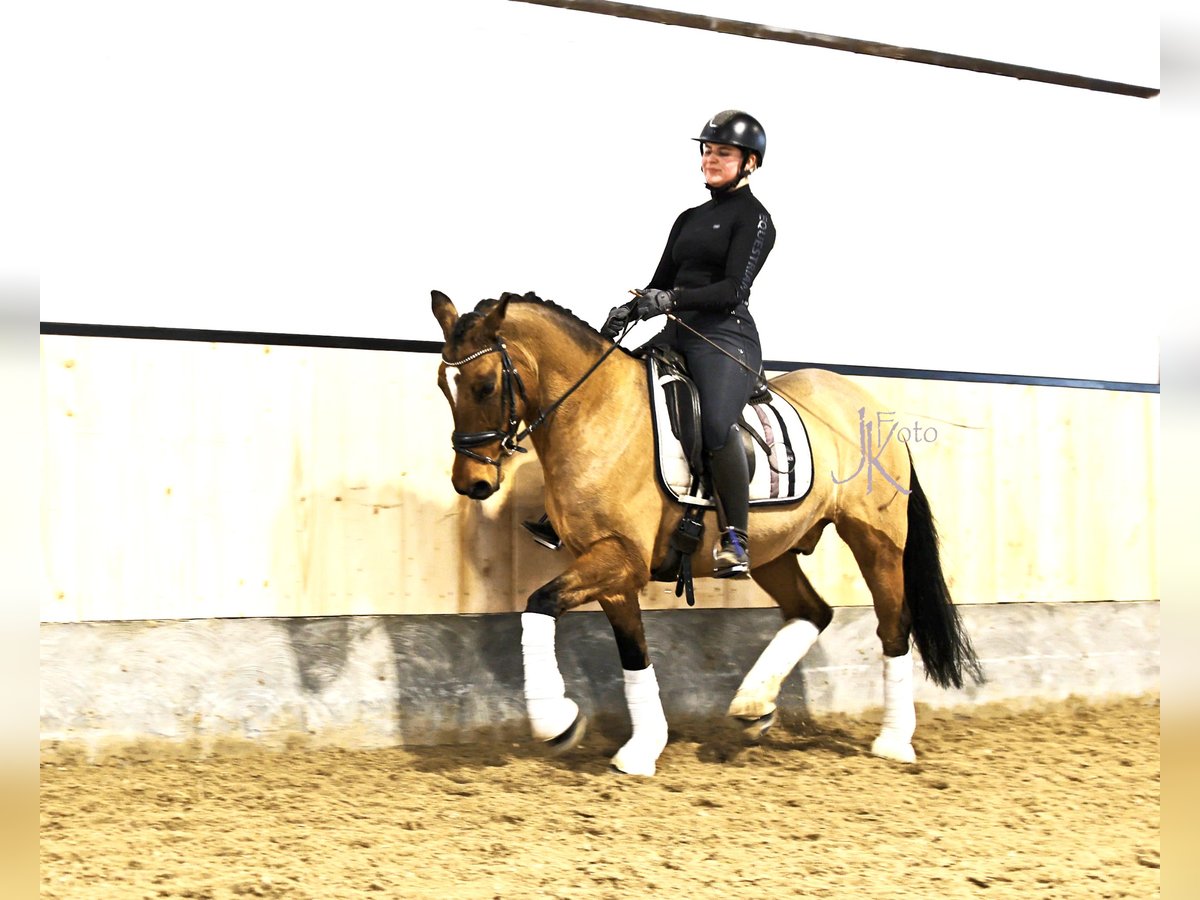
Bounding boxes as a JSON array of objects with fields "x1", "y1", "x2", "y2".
[
  {"x1": 871, "y1": 651, "x2": 917, "y2": 763},
  {"x1": 611, "y1": 666, "x2": 669, "y2": 777},
  {"x1": 520, "y1": 613, "x2": 580, "y2": 741},
  {"x1": 728, "y1": 619, "x2": 820, "y2": 719}
]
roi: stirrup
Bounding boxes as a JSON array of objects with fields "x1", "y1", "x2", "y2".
[
  {"x1": 713, "y1": 528, "x2": 750, "y2": 579},
  {"x1": 522, "y1": 514, "x2": 562, "y2": 551}
]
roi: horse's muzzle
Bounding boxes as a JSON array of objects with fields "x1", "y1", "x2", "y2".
[{"x1": 458, "y1": 478, "x2": 497, "y2": 500}]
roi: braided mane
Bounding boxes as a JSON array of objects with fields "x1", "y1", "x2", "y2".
[
  {"x1": 488, "y1": 291, "x2": 611, "y2": 350},
  {"x1": 447, "y1": 290, "x2": 621, "y2": 357}
]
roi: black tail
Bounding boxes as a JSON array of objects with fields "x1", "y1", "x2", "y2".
[{"x1": 903, "y1": 461, "x2": 985, "y2": 689}]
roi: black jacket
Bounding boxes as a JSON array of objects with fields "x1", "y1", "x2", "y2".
[{"x1": 646, "y1": 186, "x2": 776, "y2": 323}]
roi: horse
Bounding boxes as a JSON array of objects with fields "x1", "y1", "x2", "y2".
[{"x1": 431, "y1": 289, "x2": 983, "y2": 776}]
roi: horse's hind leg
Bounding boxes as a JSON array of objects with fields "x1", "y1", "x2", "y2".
[
  {"x1": 836, "y1": 517, "x2": 917, "y2": 763},
  {"x1": 728, "y1": 553, "x2": 833, "y2": 729}
]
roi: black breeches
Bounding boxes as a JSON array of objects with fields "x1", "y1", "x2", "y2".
[
  {"x1": 671, "y1": 316, "x2": 763, "y2": 451},
  {"x1": 663, "y1": 312, "x2": 762, "y2": 535}
]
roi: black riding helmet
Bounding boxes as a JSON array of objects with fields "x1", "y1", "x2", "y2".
[{"x1": 693, "y1": 109, "x2": 766, "y2": 167}]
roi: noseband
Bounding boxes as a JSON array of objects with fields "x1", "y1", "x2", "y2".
[
  {"x1": 442, "y1": 330, "x2": 626, "y2": 472},
  {"x1": 441, "y1": 341, "x2": 529, "y2": 470}
]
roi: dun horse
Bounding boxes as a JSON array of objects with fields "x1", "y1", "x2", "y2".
[{"x1": 432, "y1": 290, "x2": 982, "y2": 776}]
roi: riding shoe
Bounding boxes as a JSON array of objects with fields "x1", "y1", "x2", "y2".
[
  {"x1": 522, "y1": 513, "x2": 563, "y2": 551},
  {"x1": 714, "y1": 528, "x2": 751, "y2": 579}
]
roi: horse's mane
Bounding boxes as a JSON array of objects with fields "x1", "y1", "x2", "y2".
[{"x1": 477, "y1": 291, "x2": 613, "y2": 351}]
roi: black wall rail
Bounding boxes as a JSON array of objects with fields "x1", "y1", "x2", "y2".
[{"x1": 41, "y1": 321, "x2": 1159, "y2": 394}]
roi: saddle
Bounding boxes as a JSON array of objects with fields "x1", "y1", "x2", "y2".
[
  {"x1": 642, "y1": 348, "x2": 815, "y2": 604},
  {"x1": 645, "y1": 348, "x2": 813, "y2": 509}
]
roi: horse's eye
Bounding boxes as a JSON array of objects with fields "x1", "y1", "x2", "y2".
[{"x1": 473, "y1": 379, "x2": 496, "y2": 400}]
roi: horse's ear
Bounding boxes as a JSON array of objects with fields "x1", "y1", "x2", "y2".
[
  {"x1": 480, "y1": 293, "x2": 511, "y2": 339},
  {"x1": 431, "y1": 290, "x2": 458, "y2": 341}
]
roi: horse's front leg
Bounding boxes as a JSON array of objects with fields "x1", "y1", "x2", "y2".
[
  {"x1": 519, "y1": 611, "x2": 589, "y2": 752},
  {"x1": 598, "y1": 595, "x2": 669, "y2": 777},
  {"x1": 522, "y1": 536, "x2": 665, "y2": 774}
]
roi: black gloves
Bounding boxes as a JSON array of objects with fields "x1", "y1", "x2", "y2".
[
  {"x1": 600, "y1": 302, "x2": 635, "y2": 339},
  {"x1": 599, "y1": 290, "x2": 678, "y2": 341},
  {"x1": 634, "y1": 288, "x2": 676, "y2": 321}
]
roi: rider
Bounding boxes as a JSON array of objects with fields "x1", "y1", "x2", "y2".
[{"x1": 524, "y1": 109, "x2": 776, "y2": 579}]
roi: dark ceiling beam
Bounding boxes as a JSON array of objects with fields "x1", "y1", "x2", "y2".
[{"x1": 511, "y1": 0, "x2": 1159, "y2": 99}]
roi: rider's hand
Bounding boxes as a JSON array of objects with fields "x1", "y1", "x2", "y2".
[
  {"x1": 634, "y1": 288, "x2": 676, "y2": 321},
  {"x1": 600, "y1": 303, "x2": 634, "y2": 340}
]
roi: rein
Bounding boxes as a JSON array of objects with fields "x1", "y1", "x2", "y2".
[{"x1": 441, "y1": 328, "x2": 629, "y2": 470}]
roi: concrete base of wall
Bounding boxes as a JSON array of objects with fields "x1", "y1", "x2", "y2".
[{"x1": 40, "y1": 602, "x2": 1159, "y2": 753}]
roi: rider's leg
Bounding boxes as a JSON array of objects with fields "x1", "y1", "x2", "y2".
[
  {"x1": 708, "y1": 425, "x2": 751, "y2": 578},
  {"x1": 687, "y1": 326, "x2": 761, "y2": 579}
]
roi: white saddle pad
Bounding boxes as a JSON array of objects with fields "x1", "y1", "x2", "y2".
[{"x1": 647, "y1": 357, "x2": 814, "y2": 508}]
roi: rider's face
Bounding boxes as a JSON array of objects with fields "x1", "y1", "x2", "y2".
[{"x1": 701, "y1": 142, "x2": 752, "y2": 189}]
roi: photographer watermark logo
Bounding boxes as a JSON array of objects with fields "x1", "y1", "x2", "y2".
[{"x1": 831, "y1": 409, "x2": 937, "y2": 494}]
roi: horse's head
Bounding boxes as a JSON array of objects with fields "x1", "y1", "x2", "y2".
[{"x1": 431, "y1": 290, "x2": 528, "y2": 500}]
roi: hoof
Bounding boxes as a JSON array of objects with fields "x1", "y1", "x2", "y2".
[
  {"x1": 611, "y1": 744, "x2": 659, "y2": 777},
  {"x1": 543, "y1": 711, "x2": 588, "y2": 756},
  {"x1": 736, "y1": 711, "x2": 776, "y2": 743},
  {"x1": 610, "y1": 758, "x2": 656, "y2": 777},
  {"x1": 727, "y1": 693, "x2": 776, "y2": 721},
  {"x1": 609, "y1": 734, "x2": 667, "y2": 777},
  {"x1": 871, "y1": 733, "x2": 917, "y2": 764}
]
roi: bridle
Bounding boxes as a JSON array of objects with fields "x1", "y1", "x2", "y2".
[
  {"x1": 441, "y1": 340, "x2": 529, "y2": 470},
  {"x1": 440, "y1": 333, "x2": 626, "y2": 472}
]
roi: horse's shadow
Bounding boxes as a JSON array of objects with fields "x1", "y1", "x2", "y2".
[
  {"x1": 395, "y1": 714, "x2": 863, "y2": 778},
  {"x1": 663, "y1": 704, "x2": 863, "y2": 766},
  {"x1": 752, "y1": 712, "x2": 867, "y2": 758}
]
